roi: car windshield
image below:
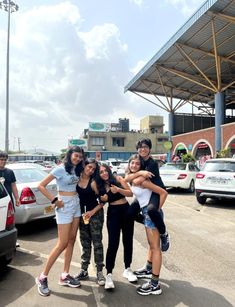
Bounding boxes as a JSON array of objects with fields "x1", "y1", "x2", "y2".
[
  {"x1": 161, "y1": 163, "x2": 186, "y2": 170},
  {"x1": 202, "y1": 161, "x2": 235, "y2": 172},
  {"x1": 12, "y1": 168, "x2": 47, "y2": 183}
]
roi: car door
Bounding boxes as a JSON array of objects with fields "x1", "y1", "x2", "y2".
[{"x1": 0, "y1": 180, "x2": 9, "y2": 232}]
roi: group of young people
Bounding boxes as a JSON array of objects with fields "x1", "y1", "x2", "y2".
[{"x1": 35, "y1": 138, "x2": 170, "y2": 297}]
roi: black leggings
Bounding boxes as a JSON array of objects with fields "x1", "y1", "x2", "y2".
[
  {"x1": 128, "y1": 193, "x2": 166, "y2": 235},
  {"x1": 106, "y1": 203, "x2": 134, "y2": 274}
]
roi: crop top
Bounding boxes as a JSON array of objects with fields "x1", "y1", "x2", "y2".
[
  {"x1": 76, "y1": 178, "x2": 99, "y2": 213},
  {"x1": 131, "y1": 186, "x2": 152, "y2": 208},
  {"x1": 50, "y1": 165, "x2": 79, "y2": 192},
  {"x1": 107, "y1": 189, "x2": 124, "y2": 203}
]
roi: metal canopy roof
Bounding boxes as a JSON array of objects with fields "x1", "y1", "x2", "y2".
[{"x1": 125, "y1": 0, "x2": 235, "y2": 114}]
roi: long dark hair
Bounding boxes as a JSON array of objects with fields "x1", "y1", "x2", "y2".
[
  {"x1": 128, "y1": 153, "x2": 144, "y2": 174},
  {"x1": 63, "y1": 146, "x2": 84, "y2": 176},
  {"x1": 94, "y1": 162, "x2": 121, "y2": 195}
]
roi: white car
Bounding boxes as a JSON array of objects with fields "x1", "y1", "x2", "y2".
[
  {"x1": 160, "y1": 162, "x2": 199, "y2": 192},
  {"x1": 195, "y1": 158, "x2": 235, "y2": 204},
  {"x1": 117, "y1": 161, "x2": 129, "y2": 177},
  {"x1": 0, "y1": 179, "x2": 17, "y2": 267},
  {"x1": 102, "y1": 160, "x2": 122, "y2": 176},
  {"x1": 7, "y1": 163, "x2": 57, "y2": 224}
]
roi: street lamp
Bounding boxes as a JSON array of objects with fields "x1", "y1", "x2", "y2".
[{"x1": 0, "y1": 0, "x2": 19, "y2": 153}]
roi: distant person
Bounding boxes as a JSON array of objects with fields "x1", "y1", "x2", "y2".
[
  {"x1": 35, "y1": 146, "x2": 84, "y2": 297},
  {"x1": 0, "y1": 151, "x2": 20, "y2": 208},
  {"x1": 75, "y1": 158, "x2": 105, "y2": 286},
  {"x1": 127, "y1": 154, "x2": 168, "y2": 295}
]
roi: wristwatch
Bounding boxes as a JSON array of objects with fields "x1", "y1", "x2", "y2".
[{"x1": 51, "y1": 197, "x2": 58, "y2": 204}]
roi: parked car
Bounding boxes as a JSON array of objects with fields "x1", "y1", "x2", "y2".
[
  {"x1": 195, "y1": 158, "x2": 235, "y2": 204},
  {"x1": 117, "y1": 161, "x2": 129, "y2": 177},
  {"x1": 0, "y1": 179, "x2": 17, "y2": 268},
  {"x1": 159, "y1": 162, "x2": 199, "y2": 192},
  {"x1": 102, "y1": 160, "x2": 123, "y2": 176},
  {"x1": 6, "y1": 163, "x2": 57, "y2": 224}
]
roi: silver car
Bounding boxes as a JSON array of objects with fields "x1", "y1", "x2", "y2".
[{"x1": 7, "y1": 163, "x2": 57, "y2": 224}]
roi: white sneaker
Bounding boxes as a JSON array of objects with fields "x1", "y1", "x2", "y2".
[
  {"x1": 123, "y1": 268, "x2": 138, "y2": 283},
  {"x1": 105, "y1": 273, "x2": 115, "y2": 289}
]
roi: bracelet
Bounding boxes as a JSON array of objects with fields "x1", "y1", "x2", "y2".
[{"x1": 51, "y1": 197, "x2": 58, "y2": 204}]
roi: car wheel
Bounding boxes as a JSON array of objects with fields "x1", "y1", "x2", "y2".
[
  {"x1": 196, "y1": 195, "x2": 207, "y2": 205},
  {"x1": 188, "y1": 180, "x2": 195, "y2": 193}
]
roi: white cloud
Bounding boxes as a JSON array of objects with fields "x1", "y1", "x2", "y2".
[
  {"x1": 130, "y1": 60, "x2": 147, "y2": 75},
  {"x1": 0, "y1": 1, "x2": 147, "y2": 152},
  {"x1": 129, "y1": 0, "x2": 144, "y2": 7},
  {"x1": 165, "y1": 0, "x2": 205, "y2": 16}
]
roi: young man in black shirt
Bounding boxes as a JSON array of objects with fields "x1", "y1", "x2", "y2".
[
  {"x1": 0, "y1": 151, "x2": 20, "y2": 208},
  {"x1": 126, "y1": 138, "x2": 170, "y2": 279}
]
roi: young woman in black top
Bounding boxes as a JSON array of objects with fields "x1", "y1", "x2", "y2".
[
  {"x1": 94, "y1": 163, "x2": 137, "y2": 290},
  {"x1": 75, "y1": 158, "x2": 105, "y2": 286}
]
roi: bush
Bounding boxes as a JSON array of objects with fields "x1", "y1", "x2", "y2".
[{"x1": 182, "y1": 153, "x2": 195, "y2": 163}]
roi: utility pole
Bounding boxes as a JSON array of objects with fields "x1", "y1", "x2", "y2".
[
  {"x1": 18, "y1": 137, "x2": 21, "y2": 152},
  {"x1": 0, "y1": 0, "x2": 19, "y2": 153}
]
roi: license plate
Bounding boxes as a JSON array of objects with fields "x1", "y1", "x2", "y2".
[
  {"x1": 44, "y1": 205, "x2": 54, "y2": 215},
  {"x1": 208, "y1": 178, "x2": 230, "y2": 184}
]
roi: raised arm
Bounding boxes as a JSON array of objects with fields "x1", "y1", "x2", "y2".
[{"x1": 111, "y1": 176, "x2": 133, "y2": 197}]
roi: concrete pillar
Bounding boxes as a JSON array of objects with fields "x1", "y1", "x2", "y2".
[
  {"x1": 215, "y1": 92, "x2": 225, "y2": 154},
  {"x1": 167, "y1": 112, "x2": 175, "y2": 161}
]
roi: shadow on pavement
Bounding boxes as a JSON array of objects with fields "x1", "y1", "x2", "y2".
[
  {"x1": 97, "y1": 278, "x2": 233, "y2": 307},
  {"x1": 0, "y1": 266, "x2": 35, "y2": 306},
  {"x1": 16, "y1": 218, "x2": 57, "y2": 243},
  {"x1": 11, "y1": 249, "x2": 43, "y2": 267}
]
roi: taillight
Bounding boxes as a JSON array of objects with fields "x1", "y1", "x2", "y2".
[
  {"x1": 20, "y1": 187, "x2": 36, "y2": 204},
  {"x1": 6, "y1": 200, "x2": 15, "y2": 227},
  {"x1": 196, "y1": 173, "x2": 205, "y2": 179},
  {"x1": 177, "y1": 174, "x2": 187, "y2": 179}
]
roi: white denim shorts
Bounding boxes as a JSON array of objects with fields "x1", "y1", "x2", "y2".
[{"x1": 55, "y1": 195, "x2": 81, "y2": 224}]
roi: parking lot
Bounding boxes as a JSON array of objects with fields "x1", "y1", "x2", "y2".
[{"x1": 1, "y1": 191, "x2": 235, "y2": 307}]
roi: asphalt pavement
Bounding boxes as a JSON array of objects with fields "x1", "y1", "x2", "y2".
[{"x1": 0, "y1": 191, "x2": 234, "y2": 307}]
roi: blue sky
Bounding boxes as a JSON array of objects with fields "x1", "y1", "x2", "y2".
[{"x1": 0, "y1": 0, "x2": 205, "y2": 152}]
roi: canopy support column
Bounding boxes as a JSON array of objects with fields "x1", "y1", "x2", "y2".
[{"x1": 215, "y1": 92, "x2": 225, "y2": 154}]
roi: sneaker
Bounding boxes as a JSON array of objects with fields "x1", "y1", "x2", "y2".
[
  {"x1": 75, "y1": 269, "x2": 89, "y2": 280},
  {"x1": 97, "y1": 271, "x2": 105, "y2": 286},
  {"x1": 35, "y1": 277, "x2": 50, "y2": 297},
  {"x1": 161, "y1": 232, "x2": 170, "y2": 252},
  {"x1": 104, "y1": 273, "x2": 115, "y2": 290},
  {"x1": 137, "y1": 281, "x2": 162, "y2": 296},
  {"x1": 134, "y1": 265, "x2": 152, "y2": 279},
  {"x1": 123, "y1": 268, "x2": 138, "y2": 283},
  {"x1": 58, "y1": 274, "x2": 81, "y2": 288}
]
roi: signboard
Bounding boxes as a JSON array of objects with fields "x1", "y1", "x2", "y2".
[
  {"x1": 68, "y1": 139, "x2": 87, "y2": 147},
  {"x1": 89, "y1": 122, "x2": 111, "y2": 132}
]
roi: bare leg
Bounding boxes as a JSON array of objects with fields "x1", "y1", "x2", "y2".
[
  {"x1": 145, "y1": 228, "x2": 162, "y2": 275},
  {"x1": 63, "y1": 217, "x2": 80, "y2": 273},
  {"x1": 42, "y1": 223, "x2": 72, "y2": 276}
]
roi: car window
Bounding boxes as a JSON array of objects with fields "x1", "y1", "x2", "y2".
[
  {"x1": 0, "y1": 181, "x2": 8, "y2": 199},
  {"x1": 203, "y1": 161, "x2": 235, "y2": 172},
  {"x1": 12, "y1": 168, "x2": 47, "y2": 183},
  {"x1": 161, "y1": 163, "x2": 186, "y2": 170}
]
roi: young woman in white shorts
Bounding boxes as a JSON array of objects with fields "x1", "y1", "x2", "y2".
[{"x1": 35, "y1": 146, "x2": 84, "y2": 296}]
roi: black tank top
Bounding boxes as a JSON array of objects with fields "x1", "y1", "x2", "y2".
[
  {"x1": 76, "y1": 178, "x2": 98, "y2": 213},
  {"x1": 107, "y1": 189, "x2": 124, "y2": 203}
]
